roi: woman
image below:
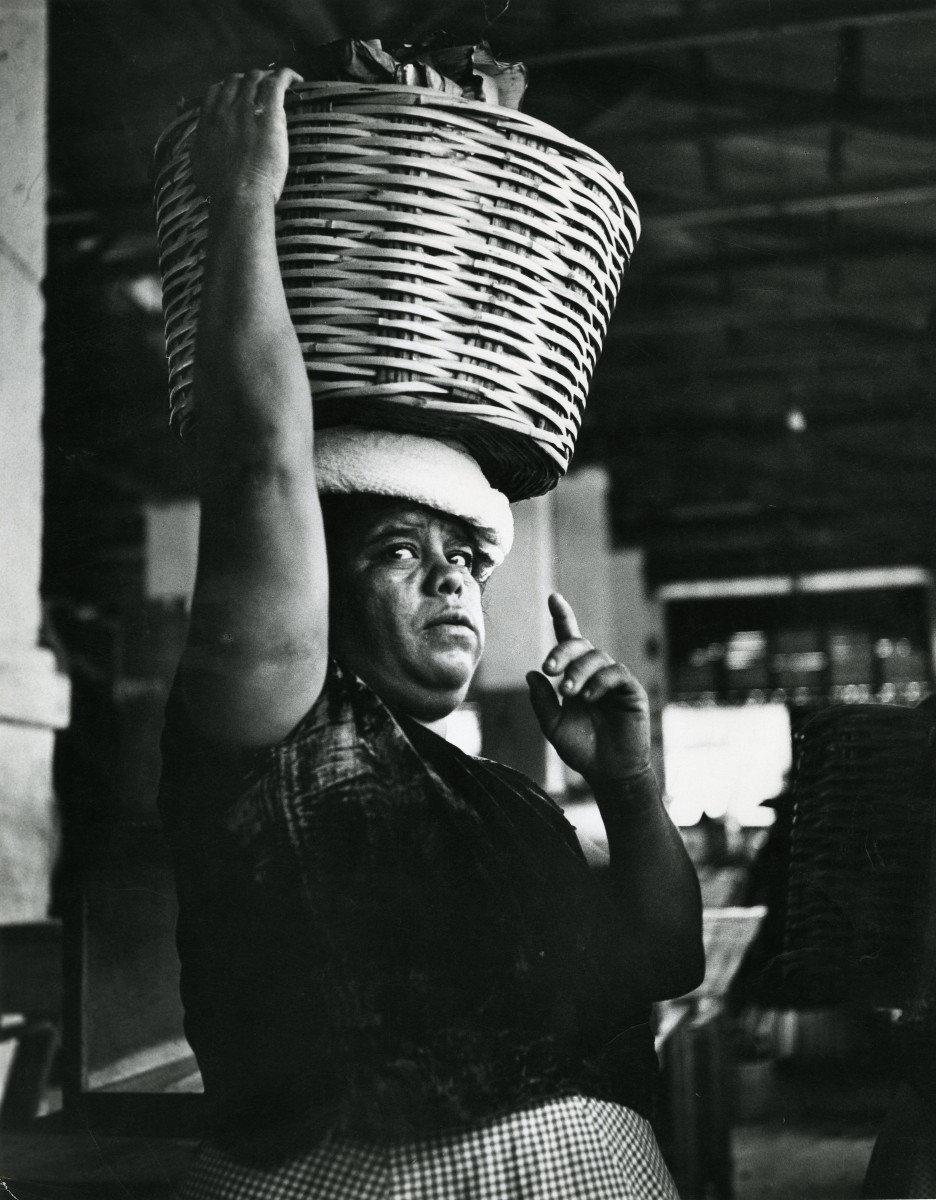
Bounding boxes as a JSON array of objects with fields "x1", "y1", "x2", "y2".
[{"x1": 159, "y1": 67, "x2": 704, "y2": 1198}]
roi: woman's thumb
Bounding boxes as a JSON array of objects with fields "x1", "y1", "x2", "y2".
[{"x1": 526, "y1": 670, "x2": 561, "y2": 738}]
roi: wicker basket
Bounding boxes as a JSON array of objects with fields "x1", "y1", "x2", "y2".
[
  {"x1": 782, "y1": 704, "x2": 936, "y2": 1008},
  {"x1": 153, "y1": 81, "x2": 640, "y2": 501}
]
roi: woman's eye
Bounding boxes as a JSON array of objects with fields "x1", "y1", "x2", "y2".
[
  {"x1": 448, "y1": 549, "x2": 474, "y2": 570},
  {"x1": 388, "y1": 544, "x2": 417, "y2": 561}
]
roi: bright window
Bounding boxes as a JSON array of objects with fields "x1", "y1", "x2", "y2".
[{"x1": 662, "y1": 702, "x2": 792, "y2": 827}]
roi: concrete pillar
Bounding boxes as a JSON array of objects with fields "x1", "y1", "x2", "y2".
[
  {"x1": 0, "y1": 0, "x2": 70, "y2": 922},
  {"x1": 474, "y1": 471, "x2": 662, "y2": 797},
  {"x1": 474, "y1": 494, "x2": 564, "y2": 792},
  {"x1": 552, "y1": 466, "x2": 613, "y2": 656},
  {"x1": 611, "y1": 547, "x2": 667, "y2": 789},
  {"x1": 549, "y1": 466, "x2": 613, "y2": 792}
]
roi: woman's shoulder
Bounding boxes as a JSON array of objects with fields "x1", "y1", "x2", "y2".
[
  {"x1": 158, "y1": 657, "x2": 366, "y2": 806},
  {"x1": 159, "y1": 656, "x2": 468, "y2": 829}
]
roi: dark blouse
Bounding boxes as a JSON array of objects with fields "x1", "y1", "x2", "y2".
[{"x1": 158, "y1": 658, "x2": 659, "y2": 1157}]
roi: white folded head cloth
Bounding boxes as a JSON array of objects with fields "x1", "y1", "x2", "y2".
[{"x1": 313, "y1": 426, "x2": 514, "y2": 571}]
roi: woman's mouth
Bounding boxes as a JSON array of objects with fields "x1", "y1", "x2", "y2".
[{"x1": 425, "y1": 612, "x2": 477, "y2": 636}]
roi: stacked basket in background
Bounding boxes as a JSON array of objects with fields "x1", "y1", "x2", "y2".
[
  {"x1": 783, "y1": 703, "x2": 936, "y2": 1009},
  {"x1": 153, "y1": 75, "x2": 639, "y2": 501}
]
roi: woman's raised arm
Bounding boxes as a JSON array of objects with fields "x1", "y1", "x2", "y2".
[
  {"x1": 178, "y1": 68, "x2": 329, "y2": 747},
  {"x1": 527, "y1": 593, "x2": 704, "y2": 1000}
]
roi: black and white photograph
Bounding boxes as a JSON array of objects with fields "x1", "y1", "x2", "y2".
[{"x1": 2, "y1": 2, "x2": 936, "y2": 1196}]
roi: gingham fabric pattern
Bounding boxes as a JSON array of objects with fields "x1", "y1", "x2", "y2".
[{"x1": 180, "y1": 1096, "x2": 679, "y2": 1199}]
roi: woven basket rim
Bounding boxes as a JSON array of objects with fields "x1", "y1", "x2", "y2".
[
  {"x1": 797, "y1": 700, "x2": 931, "y2": 732},
  {"x1": 154, "y1": 79, "x2": 632, "y2": 192}
]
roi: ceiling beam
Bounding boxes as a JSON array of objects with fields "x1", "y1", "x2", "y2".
[
  {"x1": 631, "y1": 516, "x2": 936, "y2": 568},
  {"x1": 525, "y1": 0, "x2": 936, "y2": 65},
  {"x1": 590, "y1": 395, "x2": 932, "y2": 439},
  {"x1": 650, "y1": 178, "x2": 936, "y2": 229},
  {"x1": 602, "y1": 104, "x2": 932, "y2": 144},
  {"x1": 608, "y1": 304, "x2": 928, "y2": 338},
  {"x1": 606, "y1": 349, "x2": 920, "y2": 380},
  {"x1": 573, "y1": 69, "x2": 936, "y2": 144},
  {"x1": 637, "y1": 229, "x2": 936, "y2": 275},
  {"x1": 628, "y1": 265, "x2": 936, "y2": 310}
]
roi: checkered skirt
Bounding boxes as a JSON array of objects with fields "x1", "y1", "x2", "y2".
[{"x1": 180, "y1": 1096, "x2": 679, "y2": 1199}]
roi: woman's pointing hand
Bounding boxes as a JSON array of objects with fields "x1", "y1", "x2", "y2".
[{"x1": 526, "y1": 593, "x2": 651, "y2": 785}]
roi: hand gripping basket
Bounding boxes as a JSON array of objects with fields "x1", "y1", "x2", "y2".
[{"x1": 153, "y1": 81, "x2": 640, "y2": 501}]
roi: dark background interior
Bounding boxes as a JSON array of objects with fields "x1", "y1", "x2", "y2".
[{"x1": 42, "y1": 0, "x2": 936, "y2": 608}]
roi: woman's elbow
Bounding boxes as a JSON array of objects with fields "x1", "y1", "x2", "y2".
[
  {"x1": 646, "y1": 932, "x2": 706, "y2": 1000},
  {"x1": 672, "y1": 939, "x2": 707, "y2": 997}
]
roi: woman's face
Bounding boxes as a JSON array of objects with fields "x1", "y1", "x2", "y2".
[{"x1": 327, "y1": 500, "x2": 486, "y2": 721}]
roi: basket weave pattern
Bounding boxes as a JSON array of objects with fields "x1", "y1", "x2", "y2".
[
  {"x1": 154, "y1": 82, "x2": 639, "y2": 500},
  {"x1": 783, "y1": 704, "x2": 936, "y2": 1007}
]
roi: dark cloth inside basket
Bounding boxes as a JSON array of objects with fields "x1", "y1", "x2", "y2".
[{"x1": 301, "y1": 37, "x2": 528, "y2": 111}]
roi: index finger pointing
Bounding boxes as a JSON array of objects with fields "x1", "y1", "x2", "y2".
[{"x1": 548, "y1": 592, "x2": 582, "y2": 642}]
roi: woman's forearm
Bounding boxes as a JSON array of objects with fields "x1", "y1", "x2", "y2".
[
  {"x1": 180, "y1": 69, "x2": 328, "y2": 748},
  {"x1": 190, "y1": 186, "x2": 320, "y2": 599},
  {"x1": 194, "y1": 190, "x2": 312, "y2": 472},
  {"x1": 591, "y1": 767, "x2": 705, "y2": 999}
]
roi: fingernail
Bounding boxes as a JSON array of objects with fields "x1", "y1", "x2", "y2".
[
  {"x1": 560, "y1": 679, "x2": 574, "y2": 693},
  {"x1": 545, "y1": 657, "x2": 557, "y2": 671}
]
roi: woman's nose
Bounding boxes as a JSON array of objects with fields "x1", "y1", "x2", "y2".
[{"x1": 426, "y1": 555, "x2": 463, "y2": 594}]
